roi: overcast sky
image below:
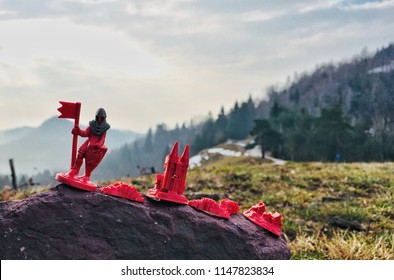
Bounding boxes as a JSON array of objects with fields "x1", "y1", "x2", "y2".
[{"x1": 0, "y1": 0, "x2": 393, "y2": 133}]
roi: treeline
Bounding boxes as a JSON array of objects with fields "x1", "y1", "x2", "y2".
[
  {"x1": 251, "y1": 44, "x2": 394, "y2": 162},
  {"x1": 99, "y1": 43, "x2": 394, "y2": 178},
  {"x1": 252, "y1": 102, "x2": 394, "y2": 162},
  {"x1": 97, "y1": 97, "x2": 257, "y2": 179},
  {"x1": 0, "y1": 169, "x2": 57, "y2": 191}
]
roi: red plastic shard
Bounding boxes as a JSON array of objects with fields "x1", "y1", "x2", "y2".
[
  {"x1": 219, "y1": 198, "x2": 240, "y2": 215},
  {"x1": 243, "y1": 202, "x2": 283, "y2": 236},
  {"x1": 146, "y1": 142, "x2": 189, "y2": 204},
  {"x1": 55, "y1": 172, "x2": 98, "y2": 192},
  {"x1": 189, "y1": 197, "x2": 230, "y2": 219},
  {"x1": 100, "y1": 182, "x2": 144, "y2": 203}
]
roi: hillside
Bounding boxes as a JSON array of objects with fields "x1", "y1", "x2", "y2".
[
  {"x1": 0, "y1": 126, "x2": 34, "y2": 145},
  {"x1": 100, "y1": 44, "x2": 394, "y2": 179},
  {"x1": 106, "y1": 153, "x2": 393, "y2": 260},
  {"x1": 255, "y1": 43, "x2": 394, "y2": 119}
]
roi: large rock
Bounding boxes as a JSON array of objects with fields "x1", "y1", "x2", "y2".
[{"x1": 0, "y1": 185, "x2": 291, "y2": 259}]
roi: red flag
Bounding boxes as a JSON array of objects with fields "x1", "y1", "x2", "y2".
[
  {"x1": 57, "y1": 101, "x2": 81, "y2": 168},
  {"x1": 57, "y1": 101, "x2": 80, "y2": 119}
]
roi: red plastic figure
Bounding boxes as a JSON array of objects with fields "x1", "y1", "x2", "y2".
[
  {"x1": 189, "y1": 198, "x2": 231, "y2": 219},
  {"x1": 55, "y1": 101, "x2": 110, "y2": 191},
  {"x1": 101, "y1": 182, "x2": 144, "y2": 203},
  {"x1": 243, "y1": 202, "x2": 282, "y2": 236},
  {"x1": 147, "y1": 142, "x2": 189, "y2": 204}
]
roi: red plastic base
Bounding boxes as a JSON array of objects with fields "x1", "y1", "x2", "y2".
[
  {"x1": 189, "y1": 198, "x2": 231, "y2": 219},
  {"x1": 146, "y1": 188, "x2": 188, "y2": 205},
  {"x1": 101, "y1": 182, "x2": 144, "y2": 203},
  {"x1": 243, "y1": 202, "x2": 282, "y2": 236},
  {"x1": 55, "y1": 172, "x2": 98, "y2": 192}
]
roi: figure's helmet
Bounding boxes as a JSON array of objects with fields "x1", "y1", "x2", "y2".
[
  {"x1": 95, "y1": 108, "x2": 107, "y2": 125},
  {"x1": 96, "y1": 108, "x2": 107, "y2": 118}
]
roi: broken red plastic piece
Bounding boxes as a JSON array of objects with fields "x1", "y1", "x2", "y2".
[
  {"x1": 189, "y1": 197, "x2": 230, "y2": 219},
  {"x1": 243, "y1": 202, "x2": 283, "y2": 236},
  {"x1": 219, "y1": 198, "x2": 240, "y2": 215},
  {"x1": 55, "y1": 172, "x2": 98, "y2": 192},
  {"x1": 147, "y1": 142, "x2": 189, "y2": 204},
  {"x1": 101, "y1": 182, "x2": 144, "y2": 203}
]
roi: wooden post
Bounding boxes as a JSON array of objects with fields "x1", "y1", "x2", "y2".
[{"x1": 9, "y1": 158, "x2": 18, "y2": 190}]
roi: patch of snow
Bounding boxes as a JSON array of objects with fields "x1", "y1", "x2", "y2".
[
  {"x1": 206, "y1": 148, "x2": 242, "y2": 157},
  {"x1": 189, "y1": 153, "x2": 209, "y2": 169},
  {"x1": 243, "y1": 145, "x2": 262, "y2": 157},
  {"x1": 189, "y1": 139, "x2": 287, "y2": 169},
  {"x1": 189, "y1": 148, "x2": 241, "y2": 169},
  {"x1": 265, "y1": 155, "x2": 287, "y2": 165},
  {"x1": 189, "y1": 154, "x2": 203, "y2": 168},
  {"x1": 226, "y1": 139, "x2": 246, "y2": 147},
  {"x1": 368, "y1": 60, "x2": 394, "y2": 74}
]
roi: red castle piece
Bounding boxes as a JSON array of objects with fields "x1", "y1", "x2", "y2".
[
  {"x1": 219, "y1": 198, "x2": 240, "y2": 215},
  {"x1": 147, "y1": 142, "x2": 189, "y2": 204},
  {"x1": 243, "y1": 202, "x2": 283, "y2": 236},
  {"x1": 101, "y1": 182, "x2": 144, "y2": 203},
  {"x1": 55, "y1": 101, "x2": 110, "y2": 192},
  {"x1": 189, "y1": 197, "x2": 231, "y2": 219}
]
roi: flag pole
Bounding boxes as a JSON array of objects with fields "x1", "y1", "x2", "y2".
[{"x1": 71, "y1": 102, "x2": 81, "y2": 169}]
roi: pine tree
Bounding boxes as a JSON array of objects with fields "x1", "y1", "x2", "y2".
[
  {"x1": 310, "y1": 104, "x2": 354, "y2": 161},
  {"x1": 251, "y1": 119, "x2": 282, "y2": 158},
  {"x1": 215, "y1": 106, "x2": 228, "y2": 143}
]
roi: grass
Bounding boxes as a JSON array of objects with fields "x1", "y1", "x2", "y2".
[
  {"x1": 2, "y1": 157, "x2": 393, "y2": 259},
  {"x1": 0, "y1": 186, "x2": 50, "y2": 202},
  {"x1": 99, "y1": 157, "x2": 393, "y2": 259},
  {"x1": 185, "y1": 158, "x2": 394, "y2": 259}
]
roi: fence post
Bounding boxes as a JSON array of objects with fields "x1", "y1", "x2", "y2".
[{"x1": 9, "y1": 158, "x2": 18, "y2": 191}]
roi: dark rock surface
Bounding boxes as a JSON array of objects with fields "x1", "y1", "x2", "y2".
[{"x1": 0, "y1": 185, "x2": 291, "y2": 260}]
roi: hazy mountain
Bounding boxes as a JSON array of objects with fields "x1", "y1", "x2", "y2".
[
  {"x1": 0, "y1": 126, "x2": 34, "y2": 145},
  {"x1": 0, "y1": 117, "x2": 142, "y2": 176}
]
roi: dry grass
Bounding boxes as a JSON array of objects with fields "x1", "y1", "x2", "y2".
[
  {"x1": 0, "y1": 186, "x2": 50, "y2": 202},
  {"x1": 288, "y1": 230, "x2": 394, "y2": 260}
]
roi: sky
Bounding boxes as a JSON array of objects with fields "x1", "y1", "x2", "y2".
[{"x1": 0, "y1": 0, "x2": 393, "y2": 133}]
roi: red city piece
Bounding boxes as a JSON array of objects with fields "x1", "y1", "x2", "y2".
[
  {"x1": 219, "y1": 198, "x2": 240, "y2": 215},
  {"x1": 146, "y1": 142, "x2": 189, "y2": 204},
  {"x1": 189, "y1": 197, "x2": 231, "y2": 219},
  {"x1": 56, "y1": 101, "x2": 110, "y2": 192},
  {"x1": 101, "y1": 182, "x2": 145, "y2": 203},
  {"x1": 243, "y1": 202, "x2": 283, "y2": 236}
]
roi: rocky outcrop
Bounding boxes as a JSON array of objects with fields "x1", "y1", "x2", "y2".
[{"x1": 0, "y1": 185, "x2": 291, "y2": 259}]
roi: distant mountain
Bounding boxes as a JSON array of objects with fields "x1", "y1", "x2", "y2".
[
  {"x1": 0, "y1": 126, "x2": 34, "y2": 145},
  {"x1": 0, "y1": 117, "x2": 142, "y2": 177}
]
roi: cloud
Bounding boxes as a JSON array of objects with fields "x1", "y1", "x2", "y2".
[
  {"x1": 0, "y1": 18, "x2": 166, "y2": 74},
  {"x1": 343, "y1": 0, "x2": 394, "y2": 10},
  {"x1": 0, "y1": 0, "x2": 393, "y2": 132},
  {"x1": 298, "y1": 0, "x2": 344, "y2": 13}
]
